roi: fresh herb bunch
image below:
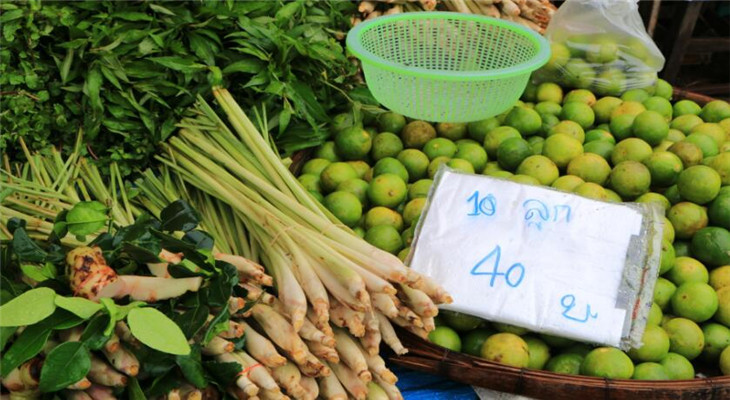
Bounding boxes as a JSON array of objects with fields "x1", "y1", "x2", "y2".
[
  {"x1": 0, "y1": 0, "x2": 358, "y2": 176},
  {"x1": 0, "y1": 200, "x2": 254, "y2": 398}
]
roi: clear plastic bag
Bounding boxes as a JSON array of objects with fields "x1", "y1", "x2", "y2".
[{"x1": 533, "y1": 0, "x2": 665, "y2": 96}]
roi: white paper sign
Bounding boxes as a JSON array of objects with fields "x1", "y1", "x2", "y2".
[{"x1": 409, "y1": 169, "x2": 649, "y2": 347}]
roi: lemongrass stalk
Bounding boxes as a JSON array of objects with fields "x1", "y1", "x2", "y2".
[
  {"x1": 220, "y1": 320, "x2": 245, "y2": 339},
  {"x1": 104, "y1": 333, "x2": 120, "y2": 353},
  {"x1": 260, "y1": 248, "x2": 307, "y2": 332},
  {"x1": 215, "y1": 253, "x2": 273, "y2": 287},
  {"x1": 391, "y1": 316, "x2": 428, "y2": 339},
  {"x1": 298, "y1": 318, "x2": 335, "y2": 348},
  {"x1": 332, "y1": 328, "x2": 372, "y2": 382},
  {"x1": 88, "y1": 355, "x2": 128, "y2": 387},
  {"x1": 84, "y1": 385, "x2": 116, "y2": 400},
  {"x1": 67, "y1": 378, "x2": 92, "y2": 390},
  {"x1": 373, "y1": 375, "x2": 403, "y2": 400},
  {"x1": 229, "y1": 297, "x2": 246, "y2": 314},
  {"x1": 271, "y1": 362, "x2": 306, "y2": 399},
  {"x1": 249, "y1": 306, "x2": 309, "y2": 365},
  {"x1": 327, "y1": 361, "x2": 368, "y2": 400},
  {"x1": 239, "y1": 283, "x2": 276, "y2": 305},
  {"x1": 279, "y1": 234, "x2": 330, "y2": 325},
  {"x1": 299, "y1": 376, "x2": 319, "y2": 400},
  {"x1": 360, "y1": 311, "x2": 381, "y2": 356},
  {"x1": 101, "y1": 343, "x2": 139, "y2": 376},
  {"x1": 231, "y1": 351, "x2": 280, "y2": 393},
  {"x1": 356, "y1": 343, "x2": 397, "y2": 385},
  {"x1": 329, "y1": 298, "x2": 366, "y2": 338},
  {"x1": 306, "y1": 340, "x2": 339, "y2": 363},
  {"x1": 216, "y1": 353, "x2": 260, "y2": 397},
  {"x1": 412, "y1": 274, "x2": 453, "y2": 304},
  {"x1": 18, "y1": 138, "x2": 45, "y2": 186},
  {"x1": 3, "y1": 197, "x2": 59, "y2": 218},
  {"x1": 259, "y1": 389, "x2": 289, "y2": 400},
  {"x1": 317, "y1": 370, "x2": 348, "y2": 400},
  {"x1": 114, "y1": 322, "x2": 139, "y2": 347},
  {"x1": 307, "y1": 308, "x2": 334, "y2": 339},
  {"x1": 422, "y1": 316, "x2": 435, "y2": 332},
  {"x1": 202, "y1": 336, "x2": 234, "y2": 356},
  {"x1": 396, "y1": 304, "x2": 423, "y2": 328},
  {"x1": 375, "y1": 313, "x2": 407, "y2": 355}
]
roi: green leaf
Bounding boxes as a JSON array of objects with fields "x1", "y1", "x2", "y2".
[
  {"x1": 222, "y1": 59, "x2": 264, "y2": 74},
  {"x1": 203, "y1": 361, "x2": 241, "y2": 387},
  {"x1": 111, "y1": 11, "x2": 154, "y2": 22},
  {"x1": 20, "y1": 262, "x2": 57, "y2": 282},
  {"x1": 149, "y1": 4, "x2": 176, "y2": 16},
  {"x1": 275, "y1": 1, "x2": 302, "y2": 23},
  {"x1": 100, "y1": 298, "x2": 119, "y2": 336},
  {"x1": 0, "y1": 323, "x2": 52, "y2": 377},
  {"x1": 54, "y1": 296, "x2": 102, "y2": 320},
  {"x1": 81, "y1": 314, "x2": 111, "y2": 350},
  {"x1": 173, "y1": 305, "x2": 209, "y2": 339},
  {"x1": 65, "y1": 201, "x2": 108, "y2": 237},
  {"x1": 39, "y1": 342, "x2": 91, "y2": 392},
  {"x1": 182, "y1": 230, "x2": 214, "y2": 251},
  {"x1": 128, "y1": 308, "x2": 191, "y2": 355},
  {"x1": 202, "y1": 308, "x2": 228, "y2": 345},
  {"x1": 175, "y1": 345, "x2": 207, "y2": 388},
  {"x1": 86, "y1": 66, "x2": 104, "y2": 112},
  {"x1": 0, "y1": 327, "x2": 16, "y2": 352},
  {"x1": 115, "y1": 301, "x2": 146, "y2": 320},
  {"x1": 0, "y1": 287, "x2": 56, "y2": 327},
  {"x1": 149, "y1": 56, "x2": 207, "y2": 73},
  {"x1": 12, "y1": 228, "x2": 47, "y2": 263},
  {"x1": 128, "y1": 377, "x2": 148, "y2": 400},
  {"x1": 160, "y1": 200, "x2": 200, "y2": 232}
]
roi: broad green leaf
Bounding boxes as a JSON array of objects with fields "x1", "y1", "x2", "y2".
[
  {"x1": 100, "y1": 298, "x2": 119, "y2": 336},
  {"x1": 275, "y1": 1, "x2": 301, "y2": 23},
  {"x1": 0, "y1": 323, "x2": 52, "y2": 377},
  {"x1": 0, "y1": 287, "x2": 56, "y2": 327},
  {"x1": 128, "y1": 308, "x2": 190, "y2": 355},
  {"x1": 81, "y1": 314, "x2": 111, "y2": 350},
  {"x1": 203, "y1": 361, "x2": 241, "y2": 387},
  {"x1": 222, "y1": 59, "x2": 263, "y2": 75},
  {"x1": 149, "y1": 3, "x2": 176, "y2": 16},
  {"x1": 202, "y1": 308, "x2": 228, "y2": 345},
  {"x1": 149, "y1": 56, "x2": 207, "y2": 73},
  {"x1": 20, "y1": 262, "x2": 57, "y2": 282},
  {"x1": 54, "y1": 296, "x2": 102, "y2": 319},
  {"x1": 173, "y1": 305, "x2": 209, "y2": 339},
  {"x1": 160, "y1": 200, "x2": 200, "y2": 232},
  {"x1": 115, "y1": 301, "x2": 146, "y2": 320},
  {"x1": 0, "y1": 326, "x2": 16, "y2": 352},
  {"x1": 65, "y1": 201, "x2": 108, "y2": 237},
  {"x1": 111, "y1": 11, "x2": 153, "y2": 21},
  {"x1": 12, "y1": 228, "x2": 47, "y2": 263},
  {"x1": 128, "y1": 377, "x2": 148, "y2": 400},
  {"x1": 86, "y1": 67, "x2": 103, "y2": 112},
  {"x1": 175, "y1": 345, "x2": 207, "y2": 388},
  {"x1": 39, "y1": 342, "x2": 91, "y2": 392}
]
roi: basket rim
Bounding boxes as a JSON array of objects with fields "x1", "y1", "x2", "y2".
[{"x1": 345, "y1": 11, "x2": 551, "y2": 82}]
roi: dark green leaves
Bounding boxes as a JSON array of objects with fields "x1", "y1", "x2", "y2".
[
  {"x1": 160, "y1": 200, "x2": 200, "y2": 232},
  {"x1": 175, "y1": 345, "x2": 207, "y2": 389},
  {"x1": 203, "y1": 361, "x2": 242, "y2": 387},
  {"x1": 1, "y1": 323, "x2": 52, "y2": 377},
  {"x1": 39, "y1": 342, "x2": 91, "y2": 392},
  {"x1": 12, "y1": 228, "x2": 47, "y2": 262}
]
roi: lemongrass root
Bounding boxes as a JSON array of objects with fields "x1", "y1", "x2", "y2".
[
  {"x1": 232, "y1": 351, "x2": 280, "y2": 393},
  {"x1": 102, "y1": 343, "x2": 139, "y2": 376},
  {"x1": 240, "y1": 321, "x2": 287, "y2": 368},
  {"x1": 229, "y1": 297, "x2": 246, "y2": 314},
  {"x1": 240, "y1": 283, "x2": 276, "y2": 305},
  {"x1": 271, "y1": 362, "x2": 306, "y2": 399},
  {"x1": 85, "y1": 384, "x2": 117, "y2": 400},
  {"x1": 114, "y1": 321, "x2": 139, "y2": 347},
  {"x1": 67, "y1": 378, "x2": 92, "y2": 391},
  {"x1": 333, "y1": 328, "x2": 372, "y2": 383},
  {"x1": 104, "y1": 333, "x2": 120, "y2": 353},
  {"x1": 399, "y1": 285, "x2": 438, "y2": 318},
  {"x1": 328, "y1": 361, "x2": 368, "y2": 400},
  {"x1": 357, "y1": 344, "x2": 397, "y2": 385},
  {"x1": 88, "y1": 355, "x2": 128, "y2": 387},
  {"x1": 376, "y1": 313, "x2": 407, "y2": 355},
  {"x1": 422, "y1": 316, "x2": 435, "y2": 333},
  {"x1": 250, "y1": 304, "x2": 310, "y2": 365},
  {"x1": 216, "y1": 353, "x2": 260, "y2": 396},
  {"x1": 220, "y1": 320, "x2": 245, "y2": 339},
  {"x1": 329, "y1": 298, "x2": 366, "y2": 337},
  {"x1": 317, "y1": 371, "x2": 348, "y2": 400},
  {"x1": 361, "y1": 311, "x2": 381, "y2": 356},
  {"x1": 65, "y1": 390, "x2": 93, "y2": 400},
  {"x1": 299, "y1": 376, "x2": 319, "y2": 400},
  {"x1": 202, "y1": 336, "x2": 235, "y2": 356},
  {"x1": 299, "y1": 318, "x2": 335, "y2": 347},
  {"x1": 2, "y1": 358, "x2": 42, "y2": 392},
  {"x1": 371, "y1": 293, "x2": 399, "y2": 319},
  {"x1": 306, "y1": 340, "x2": 340, "y2": 363},
  {"x1": 215, "y1": 253, "x2": 273, "y2": 286}
]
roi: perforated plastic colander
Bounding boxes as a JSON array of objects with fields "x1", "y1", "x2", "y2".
[{"x1": 346, "y1": 12, "x2": 551, "y2": 122}]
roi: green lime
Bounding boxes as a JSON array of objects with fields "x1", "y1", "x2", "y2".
[
  {"x1": 302, "y1": 158, "x2": 332, "y2": 176},
  {"x1": 320, "y1": 162, "x2": 358, "y2": 192},
  {"x1": 671, "y1": 114, "x2": 704, "y2": 135},
  {"x1": 664, "y1": 185, "x2": 682, "y2": 205},
  {"x1": 523, "y1": 336, "x2": 551, "y2": 369},
  {"x1": 408, "y1": 179, "x2": 433, "y2": 201},
  {"x1": 378, "y1": 112, "x2": 407, "y2": 134},
  {"x1": 548, "y1": 120, "x2": 585, "y2": 143},
  {"x1": 324, "y1": 191, "x2": 362, "y2": 227},
  {"x1": 691, "y1": 227, "x2": 730, "y2": 267},
  {"x1": 632, "y1": 362, "x2": 670, "y2": 380},
  {"x1": 580, "y1": 347, "x2": 634, "y2": 379},
  {"x1": 542, "y1": 134, "x2": 584, "y2": 169},
  {"x1": 545, "y1": 42, "x2": 571, "y2": 72},
  {"x1": 667, "y1": 129, "x2": 686, "y2": 142},
  {"x1": 462, "y1": 328, "x2": 494, "y2": 357},
  {"x1": 708, "y1": 153, "x2": 730, "y2": 185},
  {"x1": 536, "y1": 82, "x2": 564, "y2": 103},
  {"x1": 397, "y1": 149, "x2": 430, "y2": 182},
  {"x1": 498, "y1": 137, "x2": 533, "y2": 171},
  {"x1": 353, "y1": 226, "x2": 365, "y2": 238},
  {"x1": 540, "y1": 333, "x2": 574, "y2": 348},
  {"x1": 493, "y1": 322, "x2": 529, "y2": 335},
  {"x1": 594, "y1": 69, "x2": 626, "y2": 97},
  {"x1": 560, "y1": 102, "x2": 595, "y2": 129},
  {"x1": 480, "y1": 333, "x2": 530, "y2": 368},
  {"x1": 315, "y1": 141, "x2": 341, "y2": 162},
  {"x1": 668, "y1": 202, "x2": 709, "y2": 239},
  {"x1": 677, "y1": 165, "x2": 721, "y2": 204},
  {"x1": 611, "y1": 136, "x2": 656, "y2": 164},
  {"x1": 671, "y1": 282, "x2": 719, "y2": 322},
  {"x1": 674, "y1": 240, "x2": 691, "y2": 258},
  {"x1": 454, "y1": 142, "x2": 488, "y2": 172},
  {"x1": 335, "y1": 126, "x2": 372, "y2": 160},
  {"x1": 373, "y1": 157, "x2": 409, "y2": 183},
  {"x1": 505, "y1": 106, "x2": 542, "y2": 136},
  {"x1": 649, "y1": 303, "x2": 664, "y2": 325},
  {"x1": 655, "y1": 277, "x2": 678, "y2": 310},
  {"x1": 364, "y1": 206, "x2": 404, "y2": 232},
  {"x1": 611, "y1": 101, "x2": 647, "y2": 119},
  {"x1": 716, "y1": 286, "x2": 730, "y2": 326},
  {"x1": 401, "y1": 226, "x2": 415, "y2": 247},
  {"x1": 653, "y1": 79, "x2": 673, "y2": 100},
  {"x1": 423, "y1": 138, "x2": 458, "y2": 160},
  {"x1": 644, "y1": 151, "x2": 683, "y2": 187},
  {"x1": 664, "y1": 317, "x2": 705, "y2": 360},
  {"x1": 516, "y1": 155, "x2": 560, "y2": 185},
  {"x1": 658, "y1": 239, "x2": 676, "y2": 275},
  {"x1": 539, "y1": 113, "x2": 561, "y2": 137},
  {"x1": 468, "y1": 118, "x2": 500, "y2": 143},
  {"x1": 535, "y1": 101, "x2": 562, "y2": 117},
  {"x1": 585, "y1": 129, "x2": 615, "y2": 144},
  {"x1": 365, "y1": 225, "x2": 403, "y2": 255},
  {"x1": 563, "y1": 58, "x2": 596, "y2": 89},
  {"x1": 721, "y1": 346, "x2": 730, "y2": 375},
  {"x1": 668, "y1": 141, "x2": 704, "y2": 168},
  {"x1": 710, "y1": 266, "x2": 730, "y2": 291},
  {"x1": 552, "y1": 175, "x2": 586, "y2": 192},
  {"x1": 700, "y1": 100, "x2": 730, "y2": 123},
  {"x1": 664, "y1": 217, "x2": 676, "y2": 243},
  {"x1": 573, "y1": 182, "x2": 608, "y2": 201},
  {"x1": 691, "y1": 123, "x2": 726, "y2": 146},
  {"x1": 403, "y1": 198, "x2": 426, "y2": 227},
  {"x1": 609, "y1": 161, "x2": 651, "y2": 199},
  {"x1": 566, "y1": 153, "x2": 611, "y2": 185},
  {"x1": 622, "y1": 89, "x2": 651, "y2": 103},
  {"x1": 593, "y1": 96, "x2": 623, "y2": 123},
  {"x1": 660, "y1": 352, "x2": 695, "y2": 379},
  {"x1": 643, "y1": 97, "x2": 673, "y2": 121},
  {"x1": 711, "y1": 195, "x2": 730, "y2": 230},
  {"x1": 563, "y1": 89, "x2": 597, "y2": 106},
  {"x1": 337, "y1": 178, "x2": 369, "y2": 206},
  {"x1": 629, "y1": 325, "x2": 670, "y2": 362},
  {"x1": 428, "y1": 326, "x2": 462, "y2": 352},
  {"x1": 609, "y1": 114, "x2": 637, "y2": 141},
  {"x1": 347, "y1": 161, "x2": 371, "y2": 180},
  {"x1": 446, "y1": 159, "x2": 475, "y2": 174},
  {"x1": 441, "y1": 310, "x2": 484, "y2": 332},
  {"x1": 331, "y1": 112, "x2": 356, "y2": 134},
  {"x1": 636, "y1": 193, "x2": 670, "y2": 215},
  {"x1": 371, "y1": 132, "x2": 404, "y2": 161},
  {"x1": 722, "y1": 118, "x2": 730, "y2": 134},
  {"x1": 484, "y1": 126, "x2": 521, "y2": 158},
  {"x1": 584, "y1": 140, "x2": 615, "y2": 160},
  {"x1": 510, "y1": 174, "x2": 541, "y2": 185},
  {"x1": 667, "y1": 257, "x2": 709, "y2": 285},
  {"x1": 298, "y1": 174, "x2": 321, "y2": 193},
  {"x1": 427, "y1": 156, "x2": 451, "y2": 179},
  {"x1": 633, "y1": 111, "x2": 670, "y2": 146},
  {"x1": 436, "y1": 123, "x2": 467, "y2": 141},
  {"x1": 701, "y1": 323, "x2": 730, "y2": 362},
  {"x1": 546, "y1": 353, "x2": 583, "y2": 375},
  {"x1": 674, "y1": 100, "x2": 702, "y2": 117},
  {"x1": 401, "y1": 121, "x2": 436, "y2": 149},
  {"x1": 367, "y1": 173, "x2": 407, "y2": 209},
  {"x1": 685, "y1": 133, "x2": 719, "y2": 158}
]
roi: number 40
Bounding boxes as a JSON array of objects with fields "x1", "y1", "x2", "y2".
[{"x1": 470, "y1": 245, "x2": 525, "y2": 288}]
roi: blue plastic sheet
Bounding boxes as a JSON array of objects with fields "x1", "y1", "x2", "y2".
[{"x1": 390, "y1": 364, "x2": 478, "y2": 400}]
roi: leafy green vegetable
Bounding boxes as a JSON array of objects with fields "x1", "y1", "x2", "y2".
[
  {"x1": 0, "y1": 322, "x2": 53, "y2": 377},
  {"x1": 20, "y1": 262, "x2": 57, "y2": 282},
  {"x1": 12, "y1": 227, "x2": 47, "y2": 262},
  {"x1": 160, "y1": 200, "x2": 201, "y2": 232},
  {"x1": 128, "y1": 308, "x2": 191, "y2": 355},
  {"x1": 81, "y1": 314, "x2": 112, "y2": 350},
  {"x1": 1, "y1": 0, "x2": 358, "y2": 176},
  {"x1": 54, "y1": 296, "x2": 102, "y2": 319},
  {"x1": 65, "y1": 201, "x2": 109, "y2": 239},
  {"x1": 175, "y1": 345, "x2": 208, "y2": 389},
  {"x1": 0, "y1": 287, "x2": 56, "y2": 327},
  {"x1": 203, "y1": 361, "x2": 242, "y2": 387},
  {"x1": 128, "y1": 377, "x2": 148, "y2": 400},
  {"x1": 39, "y1": 342, "x2": 91, "y2": 392}
]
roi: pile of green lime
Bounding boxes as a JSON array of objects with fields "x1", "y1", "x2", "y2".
[{"x1": 297, "y1": 77, "x2": 730, "y2": 379}]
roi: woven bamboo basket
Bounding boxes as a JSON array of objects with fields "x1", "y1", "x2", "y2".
[{"x1": 289, "y1": 88, "x2": 729, "y2": 399}]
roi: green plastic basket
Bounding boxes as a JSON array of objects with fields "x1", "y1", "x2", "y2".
[{"x1": 346, "y1": 12, "x2": 551, "y2": 122}]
